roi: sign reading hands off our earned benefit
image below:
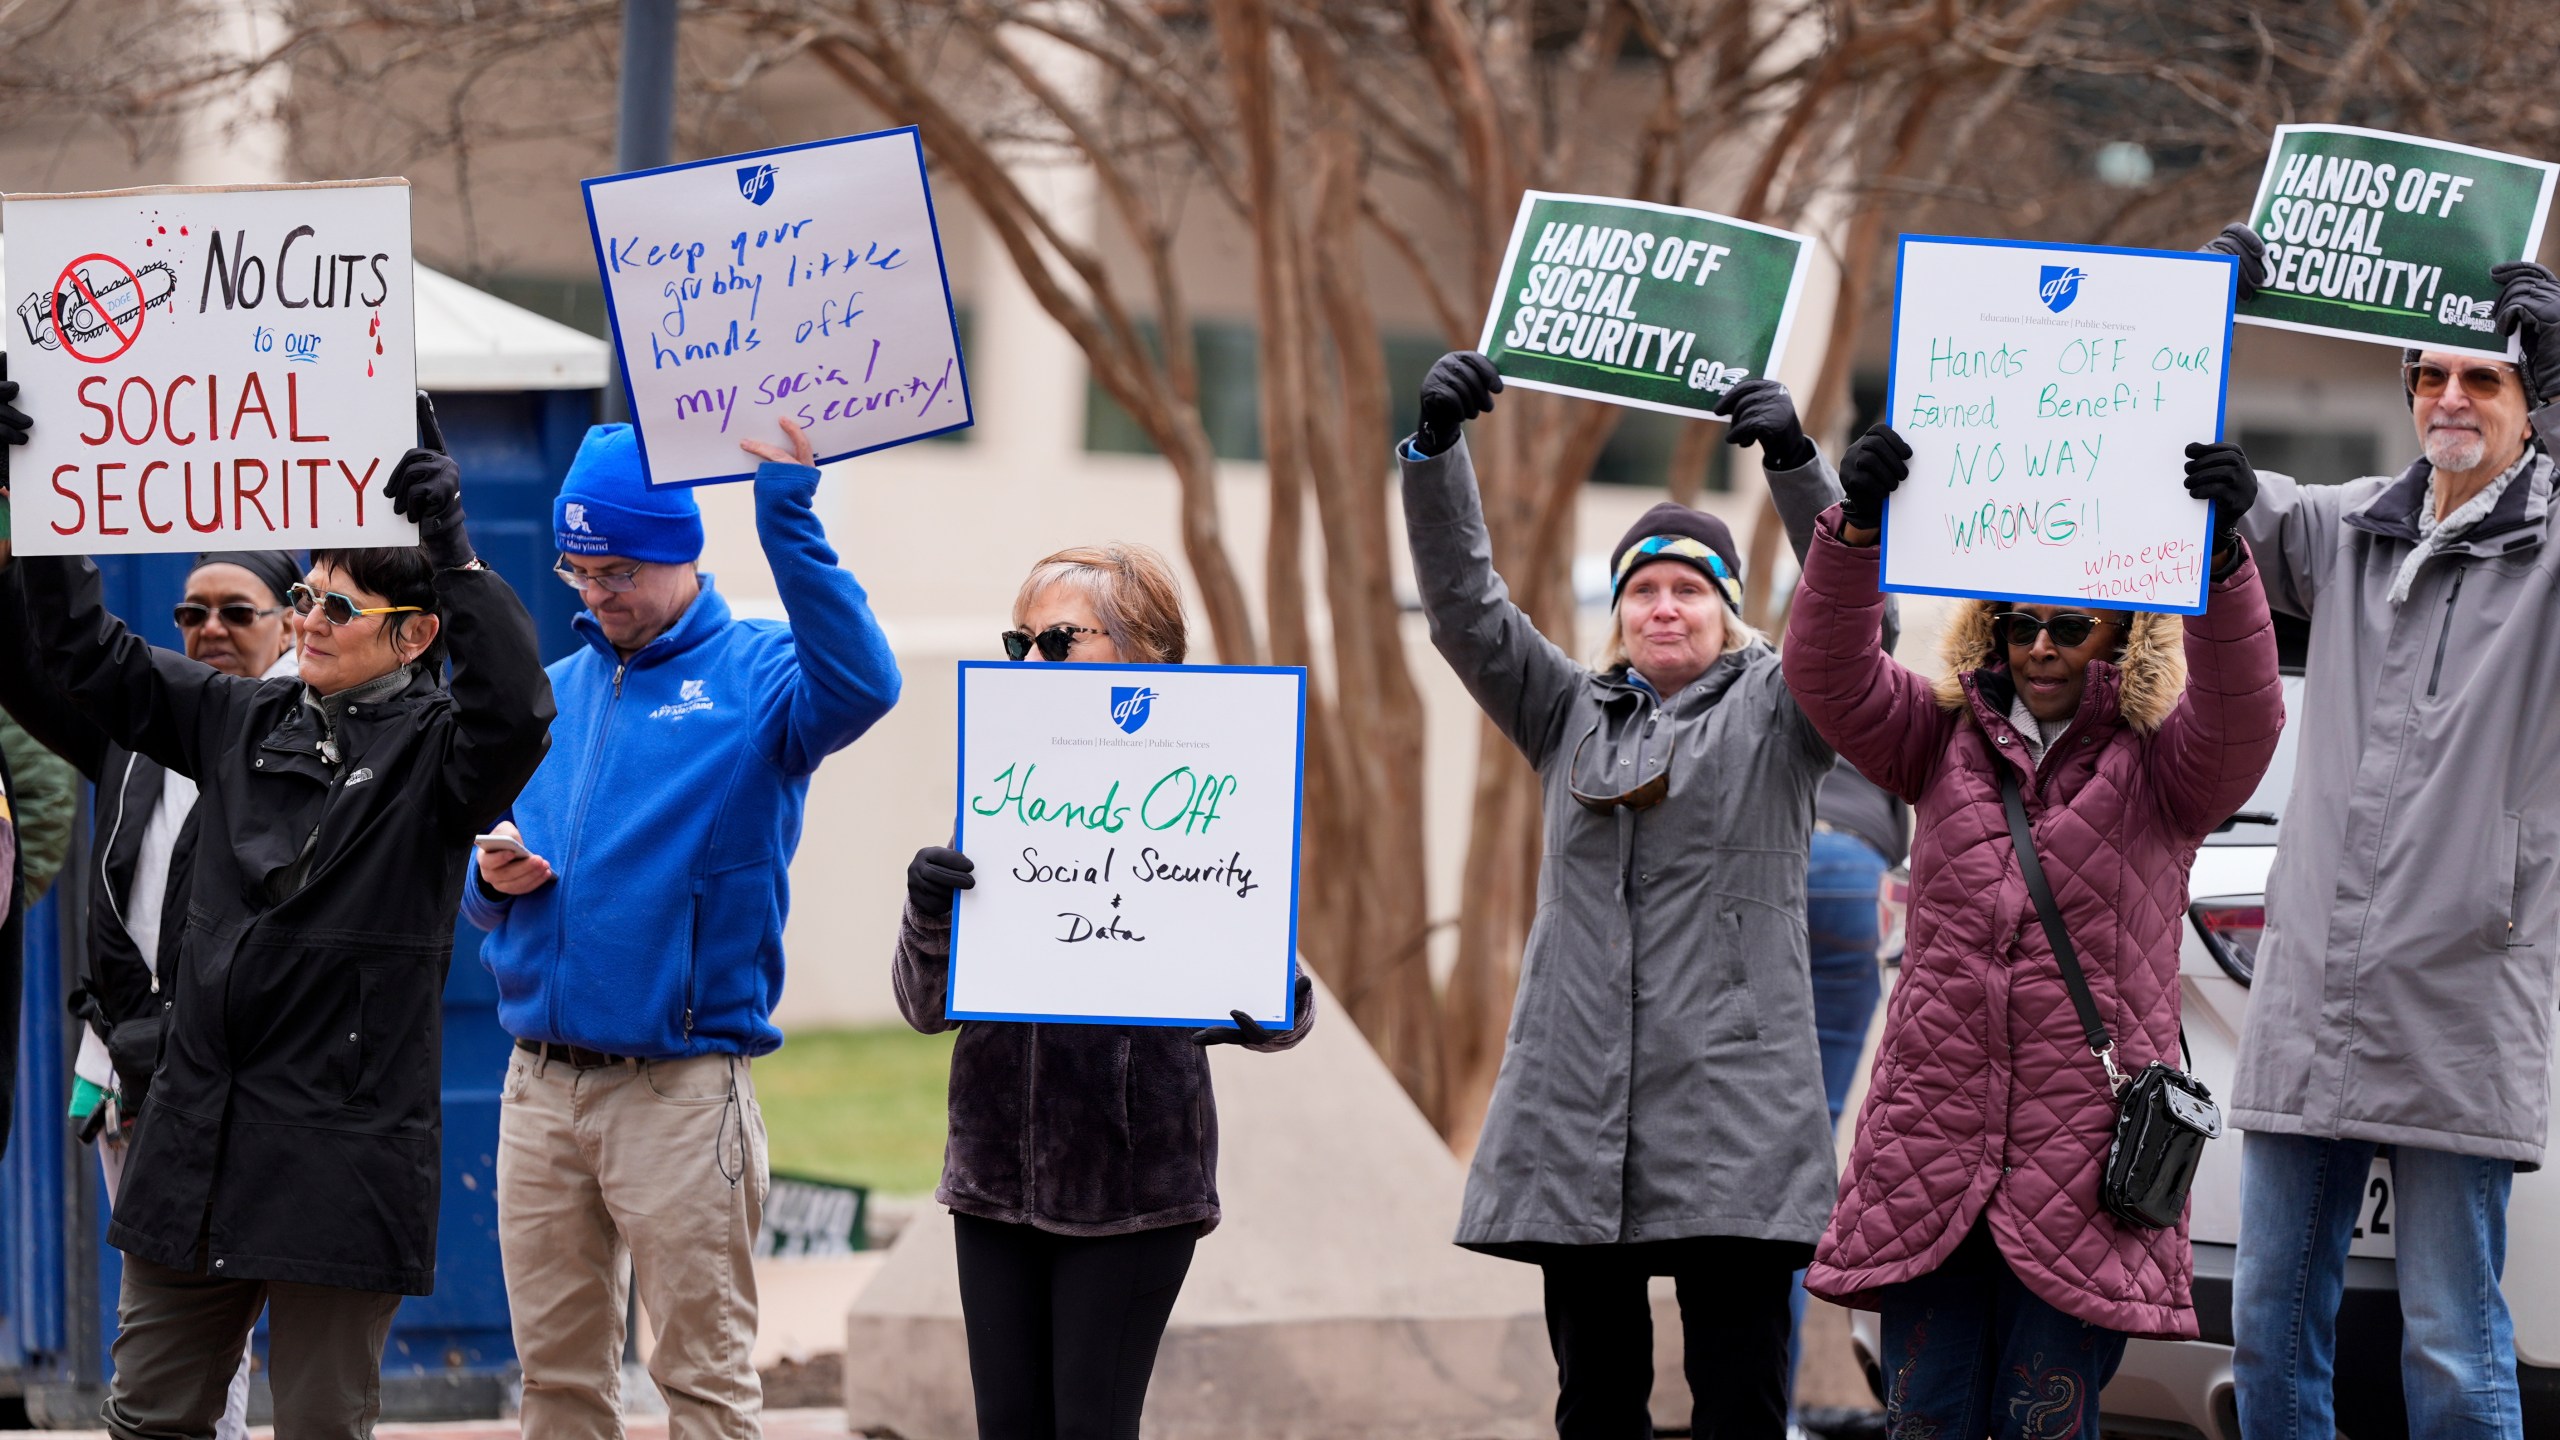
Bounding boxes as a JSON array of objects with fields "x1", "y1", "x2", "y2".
[
  {"x1": 583, "y1": 125, "x2": 971, "y2": 487},
  {"x1": 1478, "y1": 191, "x2": 1813, "y2": 418},
  {"x1": 949, "y1": 662, "x2": 1306, "y2": 1029},
  {"x1": 1880, "y1": 236, "x2": 2235, "y2": 616},
  {"x1": 2239, "y1": 124, "x2": 2558, "y2": 361},
  {"x1": 5, "y1": 179, "x2": 419, "y2": 556}
]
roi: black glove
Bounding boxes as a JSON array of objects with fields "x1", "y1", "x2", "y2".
[
  {"x1": 907, "y1": 845, "x2": 976, "y2": 912},
  {"x1": 1836, "y1": 422, "x2": 1910, "y2": 534},
  {"x1": 1414, "y1": 351, "x2": 1501, "y2": 458},
  {"x1": 2201, "y1": 222, "x2": 2270, "y2": 303},
  {"x1": 1192, "y1": 974, "x2": 1314, "y2": 1048},
  {"x1": 1711, "y1": 377, "x2": 1815, "y2": 470},
  {"x1": 2184, "y1": 441, "x2": 2256, "y2": 573},
  {"x1": 384, "y1": 392, "x2": 474, "y2": 569},
  {"x1": 2492, "y1": 260, "x2": 2560, "y2": 406},
  {"x1": 0, "y1": 352, "x2": 27, "y2": 490}
]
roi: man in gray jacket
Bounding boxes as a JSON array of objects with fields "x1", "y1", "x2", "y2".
[{"x1": 2222, "y1": 233, "x2": 2560, "y2": 1437}]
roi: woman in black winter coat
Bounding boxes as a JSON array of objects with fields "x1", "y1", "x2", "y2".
[
  {"x1": 0, "y1": 397, "x2": 554, "y2": 1440},
  {"x1": 896, "y1": 541, "x2": 1315, "y2": 1440}
]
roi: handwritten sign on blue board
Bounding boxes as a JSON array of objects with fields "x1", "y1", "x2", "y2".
[{"x1": 582, "y1": 125, "x2": 972, "y2": 487}]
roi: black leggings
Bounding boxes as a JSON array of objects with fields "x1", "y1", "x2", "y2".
[
  {"x1": 952, "y1": 1213, "x2": 1199, "y2": 1440},
  {"x1": 1540, "y1": 1236, "x2": 1803, "y2": 1440}
]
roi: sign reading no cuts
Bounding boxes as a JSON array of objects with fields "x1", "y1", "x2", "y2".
[
  {"x1": 583, "y1": 124, "x2": 972, "y2": 487},
  {"x1": 2239, "y1": 124, "x2": 2558, "y2": 360},
  {"x1": 949, "y1": 663, "x2": 1307, "y2": 1028},
  {"x1": 1881, "y1": 236, "x2": 2235, "y2": 615},
  {"x1": 1477, "y1": 191, "x2": 1812, "y2": 419},
  {"x1": 4, "y1": 179, "x2": 420, "y2": 556}
]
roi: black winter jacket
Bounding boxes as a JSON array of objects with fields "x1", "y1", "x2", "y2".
[
  {"x1": 892, "y1": 898, "x2": 1312, "y2": 1237},
  {"x1": 0, "y1": 636, "x2": 200, "y2": 1117},
  {"x1": 5, "y1": 555, "x2": 553, "y2": 1293}
]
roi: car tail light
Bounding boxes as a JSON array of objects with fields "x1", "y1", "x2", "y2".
[{"x1": 2192, "y1": 897, "x2": 2265, "y2": 986}]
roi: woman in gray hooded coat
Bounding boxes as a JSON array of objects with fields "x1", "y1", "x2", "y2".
[{"x1": 1402, "y1": 353, "x2": 1844, "y2": 1440}]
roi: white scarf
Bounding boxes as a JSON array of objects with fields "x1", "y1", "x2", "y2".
[{"x1": 2389, "y1": 449, "x2": 2536, "y2": 605}]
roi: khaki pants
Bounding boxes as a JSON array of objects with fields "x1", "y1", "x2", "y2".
[{"x1": 497, "y1": 1048, "x2": 769, "y2": 1440}]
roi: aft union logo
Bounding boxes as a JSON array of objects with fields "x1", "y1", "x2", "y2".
[
  {"x1": 1110, "y1": 686, "x2": 1157, "y2": 735},
  {"x1": 564, "y1": 502, "x2": 592, "y2": 533},
  {"x1": 652, "y1": 679, "x2": 716, "y2": 721},
  {"x1": 737, "y1": 164, "x2": 778, "y2": 206},
  {"x1": 2038, "y1": 265, "x2": 2087, "y2": 314}
]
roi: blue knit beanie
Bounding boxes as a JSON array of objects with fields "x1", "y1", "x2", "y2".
[{"x1": 554, "y1": 425, "x2": 704, "y2": 563}]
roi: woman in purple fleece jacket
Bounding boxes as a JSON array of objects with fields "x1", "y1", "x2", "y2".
[
  {"x1": 1783, "y1": 425, "x2": 2282, "y2": 1440},
  {"x1": 893, "y1": 541, "x2": 1314, "y2": 1440}
]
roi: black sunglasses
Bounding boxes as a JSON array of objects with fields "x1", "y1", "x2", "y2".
[
  {"x1": 173, "y1": 601, "x2": 283, "y2": 630},
  {"x1": 1993, "y1": 611, "x2": 2116, "y2": 649},
  {"x1": 1001, "y1": 624, "x2": 1107, "y2": 662}
]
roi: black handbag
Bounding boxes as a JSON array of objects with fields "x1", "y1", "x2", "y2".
[{"x1": 2000, "y1": 767, "x2": 2222, "y2": 1230}]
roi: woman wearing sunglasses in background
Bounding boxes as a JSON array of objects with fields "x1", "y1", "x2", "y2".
[
  {"x1": 0, "y1": 546, "x2": 300, "y2": 1440},
  {"x1": 894, "y1": 541, "x2": 1315, "y2": 1440},
  {"x1": 1400, "y1": 353, "x2": 1865, "y2": 1440},
  {"x1": 1782, "y1": 422, "x2": 2280, "y2": 1439},
  {"x1": 0, "y1": 394, "x2": 555, "y2": 1440}
]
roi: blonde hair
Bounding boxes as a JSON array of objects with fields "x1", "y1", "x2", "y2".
[
  {"x1": 1595, "y1": 599, "x2": 1763, "y2": 672},
  {"x1": 1013, "y1": 543, "x2": 1190, "y2": 664}
]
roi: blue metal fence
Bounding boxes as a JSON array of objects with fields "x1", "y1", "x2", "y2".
[{"x1": 1, "y1": 386, "x2": 595, "y2": 1423}]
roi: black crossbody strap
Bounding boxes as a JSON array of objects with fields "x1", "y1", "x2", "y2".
[{"x1": 1999, "y1": 765, "x2": 2116, "y2": 1064}]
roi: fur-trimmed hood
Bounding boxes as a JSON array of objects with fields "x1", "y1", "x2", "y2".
[{"x1": 1928, "y1": 602, "x2": 2187, "y2": 734}]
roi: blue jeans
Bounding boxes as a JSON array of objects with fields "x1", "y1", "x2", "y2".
[
  {"x1": 2232, "y1": 1131, "x2": 2520, "y2": 1439},
  {"x1": 1876, "y1": 1222, "x2": 2127, "y2": 1440},
  {"x1": 1789, "y1": 830, "x2": 1891, "y2": 1405},
  {"x1": 1804, "y1": 829, "x2": 1889, "y2": 1125}
]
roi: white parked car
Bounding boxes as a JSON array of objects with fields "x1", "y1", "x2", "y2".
[{"x1": 1848, "y1": 654, "x2": 2560, "y2": 1439}]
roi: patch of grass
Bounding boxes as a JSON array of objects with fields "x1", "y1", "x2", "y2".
[{"x1": 756, "y1": 1025, "x2": 955, "y2": 1195}]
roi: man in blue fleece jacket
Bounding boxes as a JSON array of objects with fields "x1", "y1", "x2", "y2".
[{"x1": 465, "y1": 416, "x2": 898, "y2": 1440}]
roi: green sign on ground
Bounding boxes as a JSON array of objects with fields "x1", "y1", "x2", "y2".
[
  {"x1": 2240, "y1": 124, "x2": 2559, "y2": 361},
  {"x1": 1477, "y1": 191, "x2": 1813, "y2": 419}
]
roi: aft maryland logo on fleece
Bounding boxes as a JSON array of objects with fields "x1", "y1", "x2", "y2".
[{"x1": 651, "y1": 678, "x2": 715, "y2": 721}]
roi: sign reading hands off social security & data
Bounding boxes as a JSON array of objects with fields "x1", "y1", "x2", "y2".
[
  {"x1": 1477, "y1": 191, "x2": 1813, "y2": 419},
  {"x1": 949, "y1": 662, "x2": 1307, "y2": 1029},
  {"x1": 583, "y1": 125, "x2": 971, "y2": 487},
  {"x1": 2238, "y1": 124, "x2": 2557, "y2": 361},
  {"x1": 1879, "y1": 236, "x2": 2234, "y2": 616},
  {"x1": 5, "y1": 179, "x2": 419, "y2": 556}
]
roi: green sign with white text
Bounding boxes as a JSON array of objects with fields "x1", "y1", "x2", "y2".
[
  {"x1": 1477, "y1": 191, "x2": 1812, "y2": 418},
  {"x1": 2240, "y1": 124, "x2": 2558, "y2": 361}
]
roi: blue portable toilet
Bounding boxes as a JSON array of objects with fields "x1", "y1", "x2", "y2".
[{"x1": 0, "y1": 256, "x2": 606, "y2": 1424}]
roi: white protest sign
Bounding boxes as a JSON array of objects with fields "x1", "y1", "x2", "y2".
[
  {"x1": 582, "y1": 125, "x2": 971, "y2": 488},
  {"x1": 1880, "y1": 236, "x2": 2234, "y2": 615},
  {"x1": 950, "y1": 662, "x2": 1306, "y2": 1028},
  {"x1": 5, "y1": 180, "x2": 419, "y2": 555}
]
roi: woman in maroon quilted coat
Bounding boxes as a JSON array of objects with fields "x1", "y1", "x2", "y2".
[{"x1": 1782, "y1": 425, "x2": 2283, "y2": 1439}]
